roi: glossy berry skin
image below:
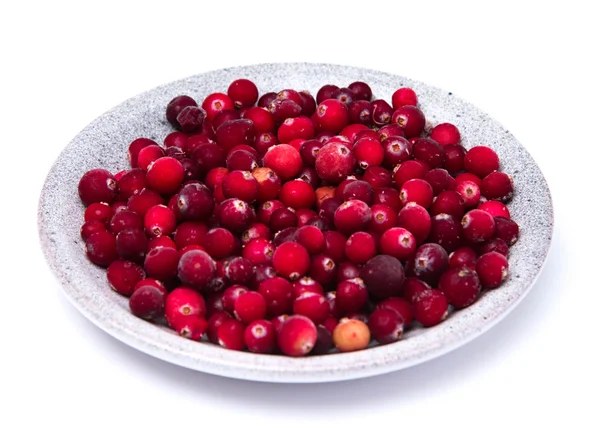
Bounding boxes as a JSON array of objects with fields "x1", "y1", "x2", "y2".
[
  {"x1": 202, "y1": 92, "x2": 235, "y2": 121},
  {"x1": 449, "y1": 246, "x2": 478, "y2": 269},
  {"x1": 371, "y1": 99, "x2": 394, "y2": 126},
  {"x1": 345, "y1": 232, "x2": 377, "y2": 264},
  {"x1": 455, "y1": 180, "x2": 481, "y2": 208},
  {"x1": 234, "y1": 291, "x2": 267, "y2": 324},
  {"x1": 444, "y1": 144, "x2": 467, "y2": 175},
  {"x1": 106, "y1": 260, "x2": 145, "y2": 296},
  {"x1": 481, "y1": 171, "x2": 514, "y2": 201},
  {"x1": 314, "y1": 99, "x2": 350, "y2": 133},
  {"x1": 369, "y1": 204, "x2": 397, "y2": 234},
  {"x1": 216, "y1": 198, "x2": 254, "y2": 233},
  {"x1": 293, "y1": 292, "x2": 330, "y2": 324},
  {"x1": 78, "y1": 169, "x2": 118, "y2": 206},
  {"x1": 176, "y1": 106, "x2": 206, "y2": 133},
  {"x1": 137, "y1": 145, "x2": 165, "y2": 171},
  {"x1": 368, "y1": 308, "x2": 404, "y2": 344},
  {"x1": 397, "y1": 202, "x2": 432, "y2": 245},
  {"x1": 336, "y1": 278, "x2": 368, "y2": 314},
  {"x1": 177, "y1": 250, "x2": 216, "y2": 289},
  {"x1": 428, "y1": 213, "x2": 462, "y2": 252},
  {"x1": 143, "y1": 246, "x2": 179, "y2": 281},
  {"x1": 430, "y1": 190, "x2": 466, "y2": 220},
  {"x1": 217, "y1": 319, "x2": 246, "y2": 350},
  {"x1": 84, "y1": 202, "x2": 112, "y2": 224},
  {"x1": 476, "y1": 252, "x2": 509, "y2": 288},
  {"x1": 480, "y1": 237, "x2": 510, "y2": 257},
  {"x1": 164, "y1": 287, "x2": 206, "y2": 329},
  {"x1": 296, "y1": 225, "x2": 325, "y2": 255},
  {"x1": 464, "y1": 146, "x2": 500, "y2": 178},
  {"x1": 413, "y1": 289, "x2": 449, "y2": 327},
  {"x1": 177, "y1": 183, "x2": 215, "y2": 222},
  {"x1": 333, "y1": 319, "x2": 371, "y2": 352},
  {"x1": 273, "y1": 242, "x2": 310, "y2": 280},
  {"x1": 309, "y1": 254, "x2": 337, "y2": 286},
  {"x1": 392, "y1": 87, "x2": 418, "y2": 108},
  {"x1": 400, "y1": 178, "x2": 434, "y2": 209},
  {"x1": 401, "y1": 277, "x2": 431, "y2": 304},
  {"x1": 377, "y1": 297, "x2": 413, "y2": 325},
  {"x1": 380, "y1": 227, "x2": 417, "y2": 261},
  {"x1": 85, "y1": 230, "x2": 118, "y2": 267},
  {"x1": 81, "y1": 219, "x2": 107, "y2": 241},
  {"x1": 277, "y1": 315, "x2": 318, "y2": 356},
  {"x1": 461, "y1": 209, "x2": 496, "y2": 243},
  {"x1": 334, "y1": 200, "x2": 372, "y2": 235},
  {"x1": 257, "y1": 276, "x2": 294, "y2": 317},
  {"x1": 409, "y1": 243, "x2": 449, "y2": 286},
  {"x1": 479, "y1": 200, "x2": 510, "y2": 219},
  {"x1": 439, "y1": 266, "x2": 482, "y2": 308},
  {"x1": 227, "y1": 78, "x2": 259, "y2": 108},
  {"x1": 279, "y1": 180, "x2": 316, "y2": 209},
  {"x1": 430, "y1": 123, "x2": 461, "y2": 146},
  {"x1": 222, "y1": 170, "x2": 259, "y2": 203},
  {"x1": 413, "y1": 138, "x2": 446, "y2": 169},
  {"x1": 494, "y1": 216, "x2": 519, "y2": 246},
  {"x1": 244, "y1": 320, "x2": 276, "y2": 353},
  {"x1": 391, "y1": 105, "x2": 426, "y2": 138},
  {"x1": 278, "y1": 116, "x2": 315, "y2": 144},
  {"x1": 129, "y1": 285, "x2": 165, "y2": 320},
  {"x1": 166, "y1": 95, "x2": 197, "y2": 127},
  {"x1": 393, "y1": 159, "x2": 429, "y2": 188},
  {"x1": 354, "y1": 137, "x2": 384, "y2": 169},
  {"x1": 360, "y1": 255, "x2": 405, "y2": 300},
  {"x1": 204, "y1": 228, "x2": 236, "y2": 259},
  {"x1": 144, "y1": 205, "x2": 176, "y2": 237},
  {"x1": 263, "y1": 144, "x2": 303, "y2": 181},
  {"x1": 424, "y1": 168, "x2": 454, "y2": 195}
]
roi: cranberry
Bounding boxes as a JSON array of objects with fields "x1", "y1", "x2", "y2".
[
  {"x1": 494, "y1": 216, "x2": 519, "y2": 246},
  {"x1": 340, "y1": 123, "x2": 369, "y2": 142},
  {"x1": 400, "y1": 178, "x2": 434, "y2": 208},
  {"x1": 116, "y1": 228, "x2": 148, "y2": 262},
  {"x1": 269, "y1": 207, "x2": 298, "y2": 231},
  {"x1": 430, "y1": 190, "x2": 465, "y2": 220},
  {"x1": 428, "y1": 213, "x2": 462, "y2": 252},
  {"x1": 177, "y1": 182, "x2": 214, "y2": 221},
  {"x1": 461, "y1": 209, "x2": 496, "y2": 242},
  {"x1": 476, "y1": 252, "x2": 509, "y2": 288},
  {"x1": 268, "y1": 98, "x2": 302, "y2": 122},
  {"x1": 143, "y1": 205, "x2": 176, "y2": 238},
  {"x1": 382, "y1": 136, "x2": 413, "y2": 169},
  {"x1": 137, "y1": 145, "x2": 165, "y2": 171},
  {"x1": 216, "y1": 198, "x2": 254, "y2": 233},
  {"x1": 455, "y1": 180, "x2": 481, "y2": 208},
  {"x1": 129, "y1": 285, "x2": 165, "y2": 320},
  {"x1": 215, "y1": 119, "x2": 255, "y2": 151},
  {"x1": 263, "y1": 144, "x2": 303, "y2": 181},
  {"x1": 409, "y1": 243, "x2": 449, "y2": 285},
  {"x1": 249, "y1": 167, "x2": 280, "y2": 202},
  {"x1": 352, "y1": 137, "x2": 383, "y2": 169},
  {"x1": 439, "y1": 266, "x2": 481, "y2": 308},
  {"x1": 449, "y1": 246, "x2": 478, "y2": 269},
  {"x1": 360, "y1": 255, "x2": 405, "y2": 300},
  {"x1": 341, "y1": 180, "x2": 374, "y2": 205},
  {"x1": 78, "y1": 169, "x2": 117, "y2": 206},
  {"x1": 371, "y1": 99, "x2": 394, "y2": 126},
  {"x1": 273, "y1": 227, "x2": 299, "y2": 246},
  {"x1": 464, "y1": 146, "x2": 500, "y2": 178},
  {"x1": 347, "y1": 81, "x2": 372, "y2": 101},
  {"x1": 106, "y1": 260, "x2": 145, "y2": 295},
  {"x1": 309, "y1": 254, "x2": 337, "y2": 286},
  {"x1": 331, "y1": 87, "x2": 356, "y2": 105},
  {"x1": 293, "y1": 292, "x2": 330, "y2": 324},
  {"x1": 413, "y1": 138, "x2": 445, "y2": 169},
  {"x1": 400, "y1": 277, "x2": 431, "y2": 303},
  {"x1": 212, "y1": 110, "x2": 241, "y2": 131},
  {"x1": 377, "y1": 297, "x2": 413, "y2": 325},
  {"x1": 348, "y1": 100, "x2": 373, "y2": 125},
  {"x1": 332, "y1": 318, "x2": 370, "y2": 352},
  {"x1": 272, "y1": 242, "x2": 310, "y2": 280},
  {"x1": 392, "y1": 87, "x2": 418, "y2": 108},
  {"x1": 392, "y1": 105, "x2": 426, "y2": 138},
  {"x1": 297, "y1": 166, "x2": 320, "y2": 189},
  {"x1": 128, "y1": 138, "x2": 158, "y2": 168},
  {"x1": 177, "y1": 250, "x2": 216, "y2": 289},
  {"x1": 226, "y1": 149, "x2": 258, "y2": 172},
  {"x1": 380, "y1": 227, "x2": 417, "y2": 260},
  {"x1": 336, "y1": 278, "x2": 368, "y2": 313},
  {"x1": 480, "y1": 237, "x2": 510, "y2": 257},
  {"x1": 221, "y1": 285, "x2": 248, "y2": 314},
  {"x1": 397, "y1": 202, "x2": 432, "y2": 245},
  {"x1": 455, "y1": 172, "x2": 482, "y2": 187},
  {"x1": 133, "y1": 278, "x2": 167, "y2": 296},
  {"x1": 393, "y1": 160, "x2": 429, "y2": 188},
  {"x1": 373, "y1": 187, "x2": 402, "y2": 212},
  {"x1": 233, "y1": 290, "x2": 267, "y2": 324},
  {"x1": 413, "y1": 289, "x2": 448, "y2": 327},
  {"x1": 277, "y1": 89, "x2": 303, "y2": 106},
  {"x1": 279, "y1": 180, "x2": 315, "y2": 209},
  {"x1": 166, "y1": 95, "x2": 197, "y2": 127},
  {"x1": 217, "y1": 318, "x2": 246, "y2": 350},
  {"x1": 204, "y1": 227, "x2": 236, "y2": 259},
  {"x1": 334, "y1": 200, "x2": 371, "y2": 235},
  {"x1": 345, "y1": 232, "x2": 376, "y2": 264},
  {"x1": 479, "y1": 200, "x2": 510, "y2": 219},
  {"x1": 173, "y1": 221, "x2": 207, "y2": 249},
  {"x1": 311, "y1": 326, "x2": 334, "y2": 355},
  {"x1": 278, "y1": 116, "x2": 315, "y2": 144},
  {"x1": 378, "y1": 124, "x2": 405, "y2": 141},
  {"x1": 444, "y1": 144, "x2": 467, "y2": 175},
  {"x1": 202, "y1": 92, "x2": 235, "y2": 121},
  {"x1": 277, "y1": 315, "x2": 317, "y2": 356},
  {"x1": 224, "y1": 256, "x2": 253, "y2": 285},
  {"x1": 227, "y1": 78, "x2": 259, "y2": 108},
  {"x1": 256, "y1": 200, "x2": 285, "y2": 225},
  {"x1": 205, "y1": 312, "x2": 232, "y2": 344},
  {"x1": 368, "y1": 204, "x2": 397, "y2": 234},
  {"x1": 244, "y1": 320, "x2": 276, "y2": 353},
  {"x1": 85, "y1": 230, "x2": 117, "y2": 267},
  {"x1": 258, "y1": 91, "x2": 278, "y2": 108},
  {"x1": 368, "y1": 308, "x2": 404, "y2": 344},
  {"x1": 335, "y1": 177, "x2": 358, "y2": 201},
  {"x1": 84, "y1": 202, "x2": 113, "y2": 224},
  {"x1": 241, "y1": 107, "x2": 274, "y2": 134},
  {"x1": 299, "y1": 90, "x2": 317, "y2": 116},
  {"x1": 127, "y1": 189, "x2": 164, "y2": 218},
  {"x1": 292, "y1": 277, "x2": 324, "y2": 298},
  {"x1": 116, "y1": 169, "x2": 147, "y2": 201},
  {"x1": 316, "y1": 84, "x2": 339, "y2": 103},
  {"x1": 220, "y1": 170, "x2": 258, "y2": 203},
  {"x1": 254, "y1": 277, "x2": 291, "y2": 317},
  {"x1": 430, "y1": 123, "x2": 460, "y2": 146},
  {"x1": 175, "y1": 106, "x2": 205, "y2": 133},
  {"x1": 481, "y1": 171, "x2": 514, "y2": 201},
  {"x1": 424, "y1": 168, "x2": 454, "y2": 195},
  {"x1": 144, "y1": 246, "x2": 179, "y2": 281},
  {"x1": 363, "y1": 166, "x2": 393, "y2": 190},
  {"x1": 241, "y1": 222, "x2": 271, "y2": 244},
  {"x1": 296, "y1": 225, "x2": 325, "y2": 255},
  {"x1": 164, "y1": 287, "x2": 206, "y2": 328},
  {"x1": 81, "y1": 220, "x2": 107, "y2": 241}
]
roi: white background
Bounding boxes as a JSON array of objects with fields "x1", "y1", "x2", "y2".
[{"x1": 1, "y1": 1, "x2": 598, "y2": 441}]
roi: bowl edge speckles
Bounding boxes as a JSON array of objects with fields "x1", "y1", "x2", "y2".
[{"x1": 38, "y1": 63, "x2": 554, "y2": 383}]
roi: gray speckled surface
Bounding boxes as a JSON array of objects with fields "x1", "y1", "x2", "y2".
[{"x1": 38, "y1": 63, "x2": 553, "y2": 383}]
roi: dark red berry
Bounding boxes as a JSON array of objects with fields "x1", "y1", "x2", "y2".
[
  {"x1": 368, "y1": 308, "x2": 404, "y2": 344},
  {"x1": 78, "y1": 169, "x2": 118, "y2": 206},
  {"x1": 413, "y1": 289, "x2": 448, "y2": 327},
  {"x1": 476, "y1": 252, "x2": 509, "y2": 288},
  {"x1": 178, "y1": 250, "x2": 216, "y2": 289},
  {"x1": 360, "y1": 255, "x2": 405, "y2": 300}
]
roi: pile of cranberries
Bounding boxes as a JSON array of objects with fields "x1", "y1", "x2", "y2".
[{"x1": 78, "y1": 78, "x2": 519, "y2": 356}]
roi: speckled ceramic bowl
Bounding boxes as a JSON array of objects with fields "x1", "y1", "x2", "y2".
[{"x1": 38, "y1": 63, "x2": 553, "y2": 383}]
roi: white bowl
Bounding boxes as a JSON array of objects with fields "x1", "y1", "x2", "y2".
[{"x1": 38, "y1": 63, "x2": 553, "y2": 383}]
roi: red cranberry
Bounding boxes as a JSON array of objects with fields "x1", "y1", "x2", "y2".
[
  {"x1": 258, "y1": 91, "x2": 277, "y2": 107},
  {"x1": 439, "y1": 266, "x2": 481, "y2": 308},
  {"x1": 323, "y1": 231, "x2": 348, "y2": 263},
  {"x1": 348, "y1": 100, "x2": 373, "y2": 125},
  {"x1": 400, "y1": 277, "x2": 431, "y2": 304},
  {"x1": 313, "y1": 99, "x2": 350, "y2": 133},
  {"x1": 268, "y1": 98, "x2": 302, "y2": 122},
  {"x1": 481, "y1": 171, "x2": 514, "y2": 201},
  {"x1": 164, "y1": 287, "x2": 206, "y2": 329},
  {"x1": 251, "y1": 167, "x2": 281, "y2": 202},
  {"x1": 377, "y1": 297, "x2": 413, "y2": 325},
  {"x1": 318, "y1": 197, "x2": 341, "y2": 222},
  {"x1": 263, "y1": 144, "x2": 303, "y2": 181},
  {"x1": 176, "y1": 106, "x2": 205, "y2": 133},
  {"x1": 176, "y1": 182, "x2": 214, "y2": 221},
  {"x1": 378, "y1": 124, "x2": 405, "y2": 141},
  {"x1": 293, "y1": 292, "x2": 330, "y2": 324},
  {"x1": 400, "y1": 178, "x2": 434, "y2": 208},
  {"x1": 334, "y1": 200, "x2": 371, "y2": 235},
  {"x1": 133, "y1": 278, "x2": 167, "y2": 295},
  {"x1": 352, "y1": 137, "x2": 383, "y2": 170},
  {"x1": 137, "y1": 145, "x2": 165, "y2": 171},
  {"x1": 173, "y1": 221, "x2": 207, "y2": 249},
  {"x1": 479, "y1": 200, "x2": 510, "y2": 219},
  {"x1": 81, "y1": 220, "x2": 107, "y2": 241},
  {"x1": 201, "y1": 92, "x2": 234, "y2": 121},
  {"x1": 494, "y1": 216, "x2": 519, "y2": 246},
  {"x1": 334, "y1": 177, "x2": 358, "y2": 201},
  {"x1": 331, "y1": 87, "x2": 356, "y2": 105},
  {"x1": 220, "y1": 170, "x2": 258, "y2": 203},
  {"x1": 204, "y1": 227, "x2": 236, "y2": 259},
  {"x1": 455, "y1": 180, "x2": 481, "y2": 208},
  {"x1": 360, "y1": 255, "x2": 405, "y2": 300},
  {"x1": 397, "y1": 202, "x2": 432, "y2": 245},
  {"x1": 241, "y1": 222, "x2": 271, "y2": 244},
  {"x1": 227, "y1": 78, "x2": 258, "y2": 108},
  {"x1": 455, "y1": 172, "x2": 482, "y2": 187},
  {"x1": 279, "y1": 180, "x2": 315, "y2": 210},
  {"x1": 129, "y1": 285, "x2": 165, "y2": 320},
  {"x1": 444, "y1": 144, "x2": 467, "y2": 175},
  {"x1": 430, "y1": 190, "x2": 465, "y2": 220},
  {"x1": 106, "y1": 260, "x2": 145, "y2": 295},
  {"x1": 233, "y1": 291, "x2": 267, "y2": 324},
  {"x1": 272, "y1": 242, "x2": 310, "y2": 280},
  {"x1": 392, "y1": 88, "x2": 418, "y2": 108},
  {"x1": 85, "y1": 230, "x2": 117, "y2": 267},
  {"x1": 277, "y1": 89, "x2": 303, "y2": 106},
  {"x1": 296, "y1": 225, "x2": 325, "y2": 255},
  {"x1": 242, "y1": 107, "x2": 275, "y2": 134},
  {"x1": 368, "y1": 204, "x2": 397, "y2": 234},
  {"x1": 393, "y1": 159, "x2": 429, "y2": 188},
  {"x1": 190, "y1": 143, "x2": 225, "y2": 173},
  {"x1": 269, "y1": 207, "x2": 298, "y2": 231},
  {"x1": 413, "y1": 289, "x2": 448, "y2": 327},
  {"x1": 115, "y1": 228, "x2": 148, "y2": 262},
  {"x1": 143, "y1": 246, "x2": 179, "y2": 281},
  {"x1": 299, "y1": 139, "x2": 322, "y2": 167},
  {"x1": 315, "y1": 142, "x2": 356, "y2": 184},
  {"x1": 250, "y1": 278, "x2": 289, "y2": 319},
  {"x1": 311, "y1": 325, "x2": 334, "y2": 355},
  {"x1": 206, "y1": 312, "x2": 232, "y2": 344},
  {"x1": 128, "y1": 138, "x2": 158, "y2": 168},
  {"x1": 176, "y1": 316, "x2": 209, "y2": 340},
  {"x1": 78, "y1": 169, "x2": 117, "y2": 206},
  {"x1": 448, "y1": 246, "x2": 478, "y2": 269},
  {"x1": 476, "y1": 252, "x2": 509, "y2": 288},
  {"x1": 430, "y1": 123, "x2": 460, "y2": 146},
  {"x1": 424, "y1": 168, "x2": 453, "y2": 195},
  {"x1": 373, "y1": 187, "x2": 402, "y2": 212},
  {"x1": 363, "y1": 166, "x2": 393, "y2": 190},
  {"x1": 179, "y1": 158, "x2": 201, "y2": 182},
  {"x1": 127, "y1": 189, "x2": 164, "y2": 218},
  {"x1": 309, "y1": 254, "x2": 337, "y2": 286},
  {"x1": 464, "y1": 146, "x2": 500, "y2": 178},
  {"x1": 277, "y1": 315, "x2": 317, "y2": 356},
  {"x1": 347, "y1": 81, "x2": 372, "y2": 101},
  {"x1": 340, "y1": 123, "x2": 369, "y2": 142},
  {"x1": 480, "y1": 237, "x2": 510, "y2": 257},
  {"x1": 409, "y1": 243, "x2": 449, "y2": 285},
  {"x1": 382, "y1": 136, "x2": 413, "y2": 169},
  {"x1": 371, "y1": 99, "x2": 393, "y2": 126},
  {"x1": 217, "y1": 318, "x2": 246, "y2": 350},
  {"x1": 413, "y1": 138, "x2": 445, "y2": 169},
  {"x1": 212, "y1": 109, "x2": 241, "y2": 131},
  {"x1": 244, "y1": 319, "x2": 276, "y2": 353},
  {"x1": 336, "y1": 278, "x2": 368, "y2": 313},
  {"x1": 316, "y1": 84, "x2": 339, "y2": 103},
  {"x1": 368, "y1": 308, "x2": 404, "y2": 344},
  {"x1": 256, "y1": 200, "x2": 285, "y2": 225},
  {"x1": 221, "y1": 285, "x2": 248, "y2": 314},
  {"x1": 277, "y1": 116, "x2": 315, "y2": 144},
  {"x1": 177, "y1": 250, "x2": 216, "y2": 289},
  {"x1": 166, "y1": 95, "x2": 197, "y2": 127},
  {"x1": 223, "y1": 256, "x2": 252, "y2": 285},
  {"x1": 332, "y1": 318, "x2": 370, "y2": 352},
  {"x1": 428, "y1": 213, "x2": 462, "y2": 252},
  {"x1": 226, "y1": 150, "x2": 258, "y2": 172},
  {"x1": 273, "y1": 227, "x2": 299, "y2": 246},
  {"x1": 215, "y1": 119, "x2": 255, "y2": 151},
  {"x1": 84, "y1": 202, "x2": 112, "y2": 224},
  {"x1": 392, "y1": 105, "x2": 425, "y2": 138},
  {"x1": 461, "y1": 209, "x2": 496, "y2": 243},
  {"x1": 299, "y1": 90, "x2": 317, "y2": 116},
  {"x1": 380, "y1": 227, "x2": 417, "y2": 261},
  {"x1": 116, "y1": 169, "x2": 147, "y2": 201},
  {"x1": 144, "y1": 205, "x2": 176, "y2": 237},
  {"x1": 216, "y1": 198, "x2": 254, "y2": 233},
  {"x1": 341, "y1": 180, "x2": 374, "y2": 205},
  {"x1": 345, "y1": 232, "x2": 376, "y2": 264}
]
